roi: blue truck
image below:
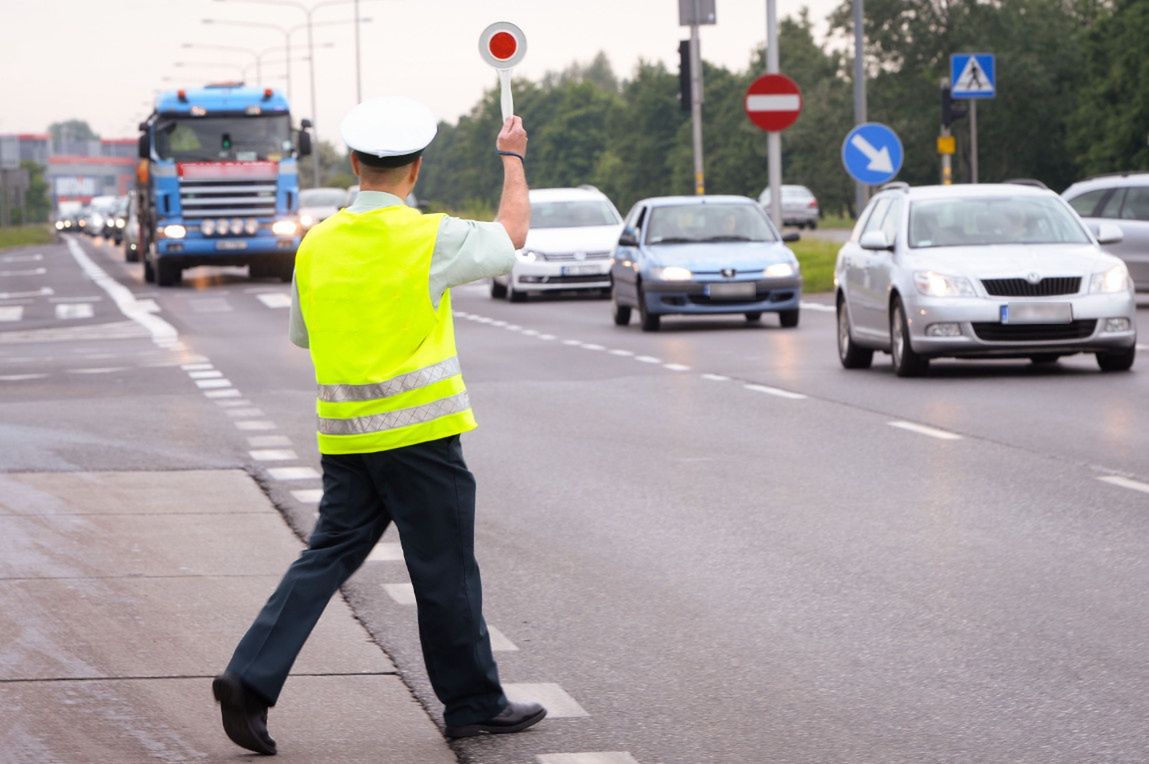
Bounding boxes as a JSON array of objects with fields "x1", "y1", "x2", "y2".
[{"x1": 135, "y1": 83, "x2": 312, "y2": 286}]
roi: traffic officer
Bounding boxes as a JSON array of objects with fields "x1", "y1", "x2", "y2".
[{"x1": 212, "y1": 96, "x2": 543, "y2": 755}]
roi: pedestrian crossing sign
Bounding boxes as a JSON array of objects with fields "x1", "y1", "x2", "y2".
[{"x1": 951, "y1": 53, "x2": 996, "y2": 99}]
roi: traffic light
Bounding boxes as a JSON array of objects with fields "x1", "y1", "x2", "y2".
[
  {"x1": 941, "y1": 82, "x2": 967, "y2": 128},
  {"x1": 678, "y1": 40, "x2": 691, "y2": 113}
]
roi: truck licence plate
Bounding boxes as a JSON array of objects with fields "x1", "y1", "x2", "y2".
[
  {"x1": 1000, "y1": 302, "x2": 1072, "y2": 324},
  {"x1": 216, "y1": 241, "x2": 248, "y2": 251},
  {"x1": 707, "y1": 282, "x2": 756, "y2": 300}
]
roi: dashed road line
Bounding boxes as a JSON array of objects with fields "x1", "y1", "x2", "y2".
[
  {"x1": 291, "y1": 489, "x2": 323, "y2": 504},
  {"x1": 634, "y1": 355, "x2": 661, "y2": 364},
  {"x1": 68, "y1": 367, "x2": 127, "y2": 375},
  {"x1": 744, "y1": 383, "x2": 807, "y2": 400},
  {"x1": 257, "y1": 293, "x2": 293, "y2": 309},
  {"x1": 55, "y1": 303, "x2": 94, "y2": 320},
  {"x1": 800, "y1": 301, "x2": 835, "y2": 313},
  {"x1": 266, "y1": 466, "x2": 321, "y2": 480},
  {"x1": 537, "y1": 754, "x2": 640, "y2": 764},
  {"x1": 0, "y1": 253, "x2": 43, "y2": 263},
  {"x1": 226, "y1": 408, "x2": 265, "y2": 417},
  {"x1": 195, "y1": 378, "x2": 232, "y2": 389},
  {"x1": 181, "y1": 363, "x2": 215, "y2": 371},
  {"x1": 367, "y1": 542, "x2": 403, "y2": 562},
  {"x1": 0, "y1": 287, "x2": 53, "y2": 300},
  {"x1": 248, "y1": 435, "x2": 292, "y2": 447},
  {"x1": 888, "y1": 420, "x2": 962, "y2": 440},
  {"x1": 249, "y1": 449, "x2": 298, "y2": 461},
  {"x1": 608, "y1": 349, "x2": 633, "y2": 357},
  {"x1": 235, "y1": 420, "x2": 276, "y2": 431},
  {"x1": 663, "y1": 363, "x2": 690, "y2": 371},
  {"x1": 187, "y1": 370, "x2": 223, "y2": 379},
  {"x1": 1097, "y1": 475, "x2": 1149, "y2": 495},
  {"x1": 383, "y1": 583, "x2": 416, "y2": 605},
  {"x1": 487, "y1": 624, "x2": 519, "y2": 652},
  {"x1": 702, "y1": 373, "x2": 730, "y2": 381},
  {"x1": 204, "y1": 388, "x2": 242, "y2": 399},
  {"x1": 504, "y1": 683, "x2": 588, "y2": 718},
  {"x1": 215, "y1": 398, "x2": 252, "y2": 407},
  {"x1": 0, "y1": 267, "x2": 46, "y2": 277},
  {"x1": 0, "y1": 306, "x2": 23, "y2": 322},
  {"x1": 0, "y1": 373, "x2": 48, "y2": 382}
]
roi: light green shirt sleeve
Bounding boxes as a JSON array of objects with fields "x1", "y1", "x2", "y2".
[{"x1": 287, "y1": 190, "x2": 516, "y2": 345}]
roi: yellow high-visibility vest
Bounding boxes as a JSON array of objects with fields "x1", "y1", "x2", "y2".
[{"x1": 295, "y1": 204, "x2": 476, "y2": 454}]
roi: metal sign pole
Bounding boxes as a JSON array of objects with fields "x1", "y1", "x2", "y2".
[
  {"x1": 970, "y1": 100, "x2": 978, "y2": 184},
  {"x1": 690, "y1": 12, "x2": 704, "y2": 195},
  {"x1": 766, "y1": 0, "x2": 781, "y2": 229},
  {"x1": 852, "y1": 0, "x2": 867, "y2": 215}
]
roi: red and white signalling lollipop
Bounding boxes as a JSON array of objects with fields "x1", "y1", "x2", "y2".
[{"x1": 478, "y1": 21, "x2": 527, "y2": 121}]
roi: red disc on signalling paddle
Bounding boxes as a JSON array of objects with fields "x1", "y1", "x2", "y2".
[{"x1": 479, "y1": 22, "x2": 526, "y2": 69}]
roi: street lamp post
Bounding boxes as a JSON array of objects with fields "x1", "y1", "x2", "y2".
[
  {"x1": 172, "y1": 60, "x2": 246, "y2": 81},
  {"x1": 182, "y1": 43, "x2": 261, "y2": 83},
  {"x1": 203, "y1": 18, "x2": 294, "y2": 99}
]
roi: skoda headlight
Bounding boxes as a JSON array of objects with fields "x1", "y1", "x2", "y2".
[
  {"x1": 1090, "y1": 264, "x2": 1130, "y2": 294},
  {"x1": 914, "y1": 270, "x2": 975, "y2": 297},
  {"x1": 765, "y1": 262, "x2": 796, "y2": 278},
  {"x1": 162, "y1": 224, "x2": 187, "y2": 239},
  {"x1": 516, "y1": 249, "x2": 539, "y2": 262},
  {"x1": 654, "y1": 265, "x2": 693, "y2": 281},
  {"x1": 272, "y1": 219, "x2": 299, "y2": 236}
]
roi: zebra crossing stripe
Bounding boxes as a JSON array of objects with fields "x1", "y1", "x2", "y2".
[{"x1": 0, "y1": 306, "x2": 23, "y2": 322}]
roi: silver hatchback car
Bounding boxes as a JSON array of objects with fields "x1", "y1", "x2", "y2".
[{"x1": 835, "y1": 183, "x2": 1137, "y2": 376}]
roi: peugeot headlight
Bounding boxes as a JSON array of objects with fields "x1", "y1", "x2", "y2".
[
  {"x1": 1090, "y1": 264, "x2": 1130, "y2": 294},
  {"x1": 765, "y1": 262, "x2": 796, "y2": 278},
  {"x1": 162, "y1": 224, "x2": 187, "y2": 239},
  {"x1": 271, "y1": 219, "x2": 299, "y2": 236},
  {"x1": 914, "y1": 270, "x2": 975, "y2": 297},
  {"x1": 654, "y1": 265, "x2": 693, "y2": 281},
  {"x1": 516, "y1": 249, "x2": 538, "y2": 262}
]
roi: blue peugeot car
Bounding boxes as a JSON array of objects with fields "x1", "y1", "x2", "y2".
[{"x1": 609, "y1": 195, "x2": 802, "y2": 331}]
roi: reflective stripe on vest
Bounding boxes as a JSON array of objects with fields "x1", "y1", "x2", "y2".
[
  {"x1": 318, "y1": 391, "x2": 471, "y2": 435},
  {"x1": 317, "y1": 356, "x2": 461, "y2": 403}
]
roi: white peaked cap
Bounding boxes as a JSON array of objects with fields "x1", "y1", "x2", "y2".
[{"x1": 340, "y1": 96, "x2": 438, "y2": 157}]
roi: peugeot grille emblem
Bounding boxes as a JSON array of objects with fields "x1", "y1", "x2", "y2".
[
  {"x1": 721, "y1": 268, "x2": 736, "y2": 278},
  {"x1": 1026, "y1": 272, "x2": 1042, "y2": 284}
]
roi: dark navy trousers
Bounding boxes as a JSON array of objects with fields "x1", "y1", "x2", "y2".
[{"x1": 225, "y1": 434, "x2": 508, "y2": 727}]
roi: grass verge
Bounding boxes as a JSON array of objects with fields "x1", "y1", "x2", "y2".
[
  {"x1": 0, "y1": 224, "x2": 54, "y2": 251},
  {"x1": 789, "y1": 237, "x2": 839, "y2": 294}
]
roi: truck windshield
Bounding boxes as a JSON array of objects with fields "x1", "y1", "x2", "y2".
[{"x1": 154, "y1": 115, "x2": 292, "y2": 162}]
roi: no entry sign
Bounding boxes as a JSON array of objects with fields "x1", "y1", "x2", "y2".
[{"x1": 744, "y1": 74, "x2": 802, "y2": 132}]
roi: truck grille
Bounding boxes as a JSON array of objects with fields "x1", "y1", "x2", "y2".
[
  {"x1": 180, "y1": 179, "x2": 277, "y2": 219},
  {"x1": 981, "y1": 277, "x2": 1081, "y2": 297},
  {"x1": 972, "y1": 320, "x2": 1096, "y2": 342}
]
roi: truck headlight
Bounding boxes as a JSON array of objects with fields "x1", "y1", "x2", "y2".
[
  {"x1": 914, "y1": 270, "x2": 975, "y2": 297},
  {"x1": 1090, "y1": 264, "x2": 1130, "y2": 294},
  {"x1": 162, "y1": 224, "x2": 187, "y2": 239},
  {"x1": 765, "y1": 262, "x2": 796, "y2": 278},
  {"x1": 245, "y1": 218, "x2": 259, "y2": 235},
  {"x1": 272, "y1": 219, "x2": 298, "y2": 236},
  {"x1": 654, "y1": 266, "x2": 693, "y2": 281},
  {"x1": 201, "y1": 219, "x2": 216, "y2": 236}
]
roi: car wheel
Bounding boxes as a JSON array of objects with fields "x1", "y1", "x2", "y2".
[
  {"x1": 890, "y1": 298, "x2": 928, "y2": 377},
  {"x1": 745, "y1": 312, "x2": 762, "y2": 323},
  {"x1": 1029, "y1": 354, "x2": 1061, "y2": 365},
  {"x1": 156, "y1": 259, "x2": 181, "y2": 287},
  {"x1": 612, "y1": 296, "x2": 632, "y2": 326},
  {"x1": 490, "y1": 279, "x2": 507, "y2": 299},
  {"x1": 638, "y1": 286, "x2": 660, "y2": 332},
  {"x1": 143, "y1": 255, "x2": 155, "y2": 284},
  {"x1": 1096, "y1": 346, "x2": 1135, "y2": 372},
  {"x1": 507, "y1": 283, "x2": 526, "y2": 303},
  {"x1": 124, "y1": 241, "x2": 138, "y2": 264},
  {"x1": 278, "y1": 256, "x2": 295, "y2": 283},
  {"x1": 809, "y1": 221, "x2": 818, "y2": 230},
  {"x1": 837, "y1": 297, "x2": 873, "y2": 369},
  {"x1": 779, "y1": 309, "x2": 800, "y2": 328}
]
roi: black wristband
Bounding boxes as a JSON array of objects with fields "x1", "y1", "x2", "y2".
[{"x1": 497, "y1": 150, "x2": 525, "y2": 162}]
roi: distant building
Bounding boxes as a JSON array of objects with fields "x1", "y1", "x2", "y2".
[{"x1": 0, "y1": 132, "x2": 137, "y2": 213}]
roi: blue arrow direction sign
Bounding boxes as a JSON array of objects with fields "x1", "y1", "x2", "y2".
[
  {"x1": 841, "y1": 123, "x2": 904, "y2": 185},
  {"x1": 951, "y1": 53, "x2": 996, "y2": 99}
]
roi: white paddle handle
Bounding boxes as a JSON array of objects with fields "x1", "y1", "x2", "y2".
[{"x1": 498, "y1": 68, "x2": 513, "y2": 121}]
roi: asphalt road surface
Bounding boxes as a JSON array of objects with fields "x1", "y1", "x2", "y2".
[{"x1": 3, "y1": 234, "x2": 1148, "y2": 763}]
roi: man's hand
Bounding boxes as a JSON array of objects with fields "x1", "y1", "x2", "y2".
[{"x1": 497, "y1": 116, "x2": 528, "y2": 157}]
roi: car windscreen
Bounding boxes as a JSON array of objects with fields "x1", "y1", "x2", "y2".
[
  {"x1": 154, "y1": 115, "x2": 292, "y2": 162},
  {"x1": 647, "y1": 203, "x2": 778, "y2": 244},
  {"x1": 300, "y1": 189, "x2": 347, "y2": 207},
  {"x1": 908, "y1": 196, "x2": 1092, "y2": 248},
  {"x1": 530, "y1": 201, "x2": 621, "y2": 228}
]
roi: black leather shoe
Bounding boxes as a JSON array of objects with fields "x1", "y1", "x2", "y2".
[
  {"x1": 212, "y1": 673, "x2": 277, "y2": 755},
  {"x1": 445, "y1": 700, "x2": 547, "y2": 739}
]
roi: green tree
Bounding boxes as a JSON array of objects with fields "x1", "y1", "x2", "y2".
[
  {"x1": 22, "y1": 160, "x2": 51, "y2": 223},
  {"x1": 49, "y1": 119, "x2": 99, "y2": 145},
  {"x1": 306, "y1": 139, "x2": 355, "y2": 189}
]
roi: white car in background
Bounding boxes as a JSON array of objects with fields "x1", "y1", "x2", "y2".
[
  {"x1": 298, "y1": 187, "x2": 349, "y2": 231},
  {"x1": 491, "y1": 186, "x2": 624, "y2": 302}
]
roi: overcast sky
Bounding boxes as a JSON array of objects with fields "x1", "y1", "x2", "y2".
[{"x1": 0, "y1": 0, "x2": 840, "y2": 146}]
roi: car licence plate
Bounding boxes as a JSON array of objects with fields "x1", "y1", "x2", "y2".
[
  {"x1": 216, "y1": 241, "x2": 248, "y2": 251},
  {"x1": 1000, "y1": 302, "x2": 1072, "y2": 324},
  {"x1": 561, "y1": 264, "x2": 602, "y2": 276},
  {"x1": 708, "y1": 282, "x2": 756, "y2": 300}
]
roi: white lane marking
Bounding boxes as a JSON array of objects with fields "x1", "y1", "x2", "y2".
[
  {"x1": 562, "y1": 339, "x2": 581, "y2": 346},
  {"x1": 0, "y1": 253, "x2": 43, "y2": 263},
  {"x1": 521, "y1": 328, "x2": 539, "y2": 336},
  {"x1": 135, "y1": 299, "x2": 161, "y2": 314},
  {"x1": 505, "y1": 324, "x2": 522, "y2": 331},
  {"x1": 663, "y1": 363, "x2": 690, "y2": 371},
  {"x1": 249, "y1": 449, "x2": 298, "y2": 461},
  {"x1": 235, "y1": 420, "x2": 275, "y2": 431},
  {"x1": 0, "y1": 287, "x2": 52, "y2": 300},
  {"x1": 608, "y1": 349, "x2": 633, "y2": 357},
  {"x1": 249, "y1": 435, "x2": 291, "y2": 447},
  {"x1": 0, "y1": 267, "x2": 47, "y2": 277},
  {"x1": 487, "y1": 624, "x2": 519, "y2": 652},
  {"x1": 0, "y1": 306, "x2": 23, "y2": 322},
  {"x1": 537, "y1": 754, "x2": 640, "y2": 764},
  {"x1": 0, "y1": 373, "x2": 48, "y2": 381},
  {"x1": 64, "y1": 238, "x2": 177, "y2": 341},
  {"x1": 187, "y1": 370, "x2": 223, "y2": 379},
  {"x1": 634, "y1": 355, "x2": 661, "y2": 364},
  {"x1": 888, "y1": 420, "x2": 962, "y2": 440},
  {"x1": 266, "y1": 466, "x2": 321, "y2": 480},
  {"x1": 55, "y1": 303, "x2": 94, "y2": 320},
  {"x1": 490, "y1": 320, "x2": 508, "y2": 327},
  {"x1": 800, "y1": 301, "x2": 835, "y2": 313},
  {"x1": 702, "y1": 373, "x2": 730, "y2": 381},
  {"x1": 215, "y1": 398, "x2": 252, "y2": 407},
  {"x1": 49, "y1": 295, "x2": 102, "y2": 303},
  {"x1": 227, "y1": 408, "x2": 265, "y2": 418},
  {"x1": 383, "y1": 583, "x2": 417, "y2": 605},
  {"x1": 367, "y1": 543, "x2": 404, "y2": 562},
  {"x1": 196, "y1": 378, "x2": 232, "y2": 389},
  {"x1": 257, "y1": 293, "x2": 292, "y2": 309},
  {"x1": 68, "y1": 367, "x2": 127, "y2": 374},
  {"x1": 504, "y1": 683, "x2": 588, "y2": 718},
  {"x1": 291, "y1": 489, "x2": 323, "y2": 504},
  {"x1": 1097, "y1": 476, "x2": 1149, "y2": 495},
  {"x1": 181, "y1": 363, "x2": 214, "y2": 371},
  {"x1": 744, "y1": 383, "x2": 807, "y2": 400},
  {"x1": 580, "y1": 343, "x2": 605, "y2": 351},
  {"x1": 537, "y1": 333, "x2": 555, "y2": 340},
  {"x1": 1138, "y1": 344, "x2": 1148, "y2": 351},
  {"x1": 204, "y1": 389, "x2": 242, "y2": 399}
]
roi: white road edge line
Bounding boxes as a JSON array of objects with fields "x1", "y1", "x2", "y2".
[
  {"x1": 888, "y1": 420, "x2": 963, "y2": 440},
  {"x1": 1097, "y1": 475, "x2": 1149, "y2": 495},
  {"x1": 744, "y1": 383, "x2": 807, "y2": 400},
  {"x1": 64, "y1": 237, "x2": 177, "y2": 342},
  {"x1": 800, "y1": 301, "x2": 836, "y2": 313}
]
